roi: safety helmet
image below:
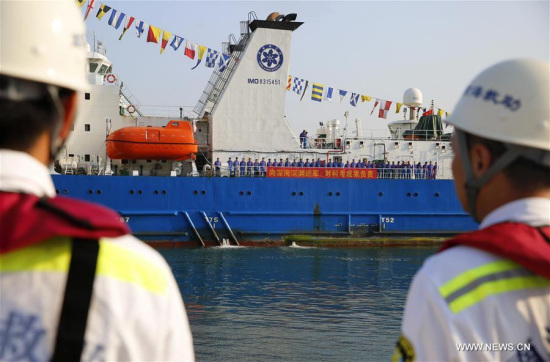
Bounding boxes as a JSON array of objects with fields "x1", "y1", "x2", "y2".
[
  {"x1": 446, "y1": 59, "x2": 550, "y2": 151},
  {"x1": 0, "y1": 0, "x2": 88, "y2": 92}
]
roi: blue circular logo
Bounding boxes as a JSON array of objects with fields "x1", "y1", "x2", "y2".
[{"x1": 257, "y1": 44, "x2": 283, "y2": 72}]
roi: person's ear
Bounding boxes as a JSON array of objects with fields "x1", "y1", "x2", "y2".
[
  {"x1": 470, "y1": 143, "x2": 493, "y2": 178},
  {"x1": 58, "y1": 92, "x2": 78, "y2": 141}
]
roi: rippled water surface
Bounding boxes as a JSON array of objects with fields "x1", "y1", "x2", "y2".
[{"x1": 159, "y1": 245, "x2": 437, "y2": 361}]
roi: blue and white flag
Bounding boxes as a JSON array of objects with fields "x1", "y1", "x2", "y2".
[
  {"x1": 350, "y1": 93, "x2": 360, "y2": 107},
  {"x1": 292, "y1": 78, "x2": 304, "y2": 95},
  {"x1": 135, "y1": 20, "x2": 146, "y2": 38},
  {"x1": 205, "y1": 49, "x2": 219, "y2": 68},
  {"x1": 108, "y1": 9, "x2": 125, "y2": 29},
  {"x1": 324, "y1": 87, "x2": 334, "y2": 102},
  {"x1": 170, "y1": 35, "x2": 184, "y2": 51},
  {"x1": 339, "y1": 89, "x2": 348, "y2": 103},
  {"x1": 218, "y1": 53, "x2": 231, "y2": 72}
]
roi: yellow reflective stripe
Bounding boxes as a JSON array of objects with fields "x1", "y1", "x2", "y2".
[
  {"x1": 0, "y1": 237, "x2": 71, "y2": 272},
  {"x1": 1, "y1": 238, "x2": 168, "y2": 295},
  {"x1": 439, "y1": 260, "x2": 520, "y2": 298},
  {"x1": 449, "y1": 275, "x2": 550, "y2": 314},
  {"x1": 96, "y1": 241, "x2": 168, "y2": 295}
]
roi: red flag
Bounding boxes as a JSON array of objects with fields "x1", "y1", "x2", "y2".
[
  {"x1": 84, "y1": 0, "x2": 95, "y2": 20},
  {"x1": 378, "y1": 100, "x2": 392, "y2": 119},
  {"x1": 370, "y1": 99, "x2": 379, "y2": 115},
  {"x1": 147, "y1": 25, "x2": 161, "y2": 43},
  {"x1": 184, "y1": 40, "x2": 197, "y2": 59},
  {"x1": 423, "y1": 109, "x2": 433, "y2": 116}
]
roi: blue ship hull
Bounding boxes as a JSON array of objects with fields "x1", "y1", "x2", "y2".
[{"x1": 52, "y1": 175, "x2": 477, "y2": 246}]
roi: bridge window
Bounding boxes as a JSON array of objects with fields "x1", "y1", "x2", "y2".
[
  {"x1": 85, "y1": 93, "x2": 90, "y2": 100},
  {"x1": 98, "y1": 64, "x2": 108, "y2": 75},
  {"x1": 89, "y1": 63, "x2": 99, "y2": 73},
  {"x1": 85, "y1": 124, "x2": 90, "y2": 132}
]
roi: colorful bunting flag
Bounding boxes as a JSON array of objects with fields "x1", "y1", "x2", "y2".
[
  {"x1": 361, "y1": 95, "x2": 372, "y2": 102},
  {"x1": 350, "y1": 93, "x2": 359, "y2": 107},
  {"x1": 205, "y1": 49, "x2": 219, "y2": 68},
  {"x1": 108, "y1": 9, "x2": 125, "y2": 29},
  {"x1": 160, "y1": 31, "x2": 172, "y2": 54},
  {"x1": 292, "y1": 78, "x2": 304, "y2": 95},
  {"x1": 218, "y1": 53, "x2": 231, "y2": 72},
  {"x1": 191, "y1": 45, "x2": 208, "y2": 69},
  {"x1": 96, "y1": 4, "x2": 111, "y2": 20},
  {"x1": 135, "y1": 20, "x2": 146, "y2": 38},
  {"x1": 76, "y1": 0, "x2": 85, "y2": 8},
  {"x1": 300, "y1": 81, "x2": 309, "y2": 101},
  {"x1": 395, "y1": 102, "x2": 403, "y2": 114},
  {"x1": 84, "y1": 0, "x2": 95, "y2": 20},
  {"x1": 437, "y1": 108, "x2": 444, "y2": 117},
  {"x1": 311, "y1": 83, "x2": 323, "y2": 102},
  {"x1": 286, "y1": 75, "x2": 292, "y2": 91},
  {"x1": 184, "y1": 40, "x2": 197, "y2": 59},
  {"x1": 378, "y1": 100, "x2": 392, "y2": 119},
  {"x1": 147, "y1": 25, "x2": 161, "y2": 43},
  {"x1": 170, "y1": 36, "x2": 184, "y2": 51},
  {"x1": 324, "y1": 87, "x2": 333, "y2": 101},
  {"x1": 119, "y1": 16, "x2": 134, "y2": 40},
  {"x1": 370, "y1": 99, "x2": 379, "y2": 115},
  {"x1": 338, "y1": 90, "x2": 347, "y2": 103}
]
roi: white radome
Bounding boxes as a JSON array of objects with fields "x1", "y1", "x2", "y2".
[{"x1": 403, "y1": 88, "x2": 423, "y2": 107}]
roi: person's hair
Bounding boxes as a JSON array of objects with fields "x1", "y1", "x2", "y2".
[
  {"x1": 0, "y1": 77, "x2": 73, "y2": 151},
  {"x1": 464, "y1": 132, "x2": 550, "y2": 190}
]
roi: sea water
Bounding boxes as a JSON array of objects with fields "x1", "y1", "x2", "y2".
[{"x1": 159, "y1": 245, "x2": 437, "y2": 361}]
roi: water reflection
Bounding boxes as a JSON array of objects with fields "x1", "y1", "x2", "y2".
[{"x1": 160, "y1": 246, "x2": 437, "y2": 361}]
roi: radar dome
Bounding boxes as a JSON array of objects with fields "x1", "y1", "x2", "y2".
[{"x1": 403, "y1": 88, "x2": 423, "y2": 107}]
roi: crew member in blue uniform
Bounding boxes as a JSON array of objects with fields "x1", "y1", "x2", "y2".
[
  {"x1": 427, "y1": 161, "x2": 433, "y2": 180},
  {"x1": 304, "y1": 159, "x2": 310, "y2": 167},
  {"x1": 253, "y1": 159, "x2": 259, "y2": 177},
  {"x1": 406, "y1": 161, "x2": 412, "y2": 179},
  {"x1": 240, "y1": 158, "x2": 246, "y2": 177},
  {"x1": 214, "y1": 158, "x2": 221, "y2": 177},
  {"x1": 260, "y1": 158, "x2": 266, "y2": 177},
  {"x1": 314, "y1": 158, "x2": 320, "y2": 167},
  {"x1": 432, "y1": 161, "x2": 438, "y2": 180},
  {"x1": 327, "y1": 160, "x2": 333, "y2": 168},
  {"x1": 285, "y1": 158, "x2": 291, "y2": 167},
  {"x1": 414, "y1": 162, "x2": 421, "y2": 179},
  {"x1": 227, "y1": 158, "x2": 234, "y2": 177},
  {"x1": 291, "y1": 159, "x2": 297, "y2": 167},
  {"x1": 234, "y1": 157, "x2": 240, "y2": 177},
  {"x1": 299, "y1": 130, "x2": 306, "y2": 148},
  {"x1": 298, "y1": 159, "x2": 304, "y2": 167},
  {"x1": 267, "y1": 158, "x2": 272, "y2": 167},
  {"x1": 422, "y1": 162, "x2": 428, "y2": 179}
]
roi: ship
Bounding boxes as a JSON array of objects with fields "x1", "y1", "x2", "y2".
[{"x1": 52, "y1": 11, "x2": 477, "y2": 246}]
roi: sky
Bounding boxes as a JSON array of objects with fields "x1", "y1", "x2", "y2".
[{"x1": 82, "y1": 1, "x2": 549, "y2": 137}]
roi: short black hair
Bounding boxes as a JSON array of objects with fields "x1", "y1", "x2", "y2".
[
  {"x1": 0, "y1": 81, "x2": 72, "y2": 151},
  {"x1": 464, "y1": 132, "x2": 550, "y2": 190}
]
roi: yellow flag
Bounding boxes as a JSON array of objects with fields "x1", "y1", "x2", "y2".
[
  {"x1": 75, "y1": 0, "x2": 85, "y2": 7},
  {"x1": 197, "y1": 45, "x2": 207, "y2": 60},
  {"x1": 96, "y1": 4, "x2": 111, "y2": 20},
  {"x1": 437, "y1": 109, "x2": 444, "y2": 117},
  {"x1": 361, "y1": 95, "x2": 372, "y2": 102},
  {"x1": 160, "y1": 31, "x2": 172, "y2": 54},
  {"x1": 395, "y1": 102, "x2": 403, "y2": 113}
]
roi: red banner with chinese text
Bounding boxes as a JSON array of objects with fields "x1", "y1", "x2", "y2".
[{"x1": 266, "y1": 167, "x2": 377, "y2": 179}]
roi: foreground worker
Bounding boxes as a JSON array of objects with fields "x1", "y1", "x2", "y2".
[
  {"x1": 395, "y1": 59, "x2": 550, "y2": 361},
  {"x1": 0, "y1": 1, "x2": 194, "y2": 360}
]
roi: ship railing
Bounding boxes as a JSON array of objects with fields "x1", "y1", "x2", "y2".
[
  {"x1": 200, "y1": 165, "x2": 450, "y2": 179},
  {"x1": 134, "y1": 105, "x2": 198, "y2": 118}
]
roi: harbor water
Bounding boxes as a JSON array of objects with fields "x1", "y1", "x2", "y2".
[{"x1": 159, "y1": 245, "x2": 438, "y2": 361}]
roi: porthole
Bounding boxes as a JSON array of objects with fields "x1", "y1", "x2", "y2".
[
  {"x1": 239, "y1": 191, "x2": 244, "y2": 196},
  {"x1": 299, "y1": 192, "x2": 304, "y2": 196},
  {"x1": 162, "y1": 190, "x2": 167, "y2": 195},
  {"x1": 55, "y1": 189, "x2": 59, "y2": 194},
  {"x1": 193, "y1": 190, "x2": 198, "y2": 195},
  {"x1": 96, "y1": 190, "x2": 102, "y2": 195},
  {"x1": 434, "y1": 192, "x2": 440, "y2": 197},
  {"x1": 138, "y1": 190, "x2": 143, "y2": 195},
  {"x1": 407, "y1": 192, "x2": 411, "y2": 197},
  {"x1": 62, "y1": 189, "x2": 68, "y2": 195},
  {"x1": 247, "y1": 191, "x2": 252, "y2": 196},
  {"x1": 130, "y1": 190, "x2": 135, "y2": 195},
  {"x1": 413, "y1": 192, "x2": 419, "y2": 197},
  {"x1": 291, "y1": 192, "x2": 296, "y2": 196},
  {"x1": 378, "y1": 192, "x2": 383, "y2": 197},
  {"x1": 335, "y1": 192, "x2": 340, "y2": 196},
  {"x1": 154, "y1": 190, "x2": 159, "y2": 195},
  {"x1": 88, "y1": 190, "x2": 93, "y2": 194},
  {"x1": 201, "y1": 190, "x2": 206, "y2": 195},
  {"x1": 328, "y1": 192, "x2": 333, "y2": 196}
]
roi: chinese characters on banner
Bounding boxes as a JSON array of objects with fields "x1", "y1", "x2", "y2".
[{"x1": 266, "y1": 167, "x2": 377, "y2": 179}]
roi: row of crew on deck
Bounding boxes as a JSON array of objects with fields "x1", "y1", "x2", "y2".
[{"x1": 213, "y1": 157, "x2": 438, "y2": 179}]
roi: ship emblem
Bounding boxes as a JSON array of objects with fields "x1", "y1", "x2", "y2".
[{"x1": 257, "y1": 44, "x2": 283, "y2": 72}]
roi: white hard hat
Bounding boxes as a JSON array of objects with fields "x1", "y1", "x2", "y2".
[
  {"x1": 0, "y1": 0, "x2": 88, "y2": 92},
  {"x1": 446, "y1": 59, "x2": 550, "y2": 151}
]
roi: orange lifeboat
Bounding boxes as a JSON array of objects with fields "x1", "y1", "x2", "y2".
[{"x1": 106, "y1": 120, "x2": 198, "y2": 161}]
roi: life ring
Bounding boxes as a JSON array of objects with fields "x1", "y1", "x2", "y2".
[
  {"x1": 106, "y1": 74, "x2": 116, "y2": 83},
  {"x1": 127, "y1": 104, "x2": 136, "y2": 114}
]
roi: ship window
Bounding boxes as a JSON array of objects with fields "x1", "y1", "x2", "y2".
[
  {"x1": 85, "y1": 124, "x2": 90, "y2": 132},
  {"x1": 89, "y1": 63, "x2": 99, "y2": 73},
  {"x1": 85, "y1": 154, "x2": 90, "y2": 162},
  {"x1": 85, "y1": 93, "x2": 90, "y2": 100},
  {"x1": 98, "y1": 64, "x2": 108, "y2": 74},
  {"x1": 106, "y1": 66, "x2": 112, "y2": 74},
  {"x1": 172, "y1": 122, "x2": 179, "y2": 126},
  {"x1": 69, "y1": 154, "x2": 74, "y2": 157}
]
